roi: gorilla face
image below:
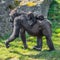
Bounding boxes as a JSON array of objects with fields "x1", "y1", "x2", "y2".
[
  {"x1": 9, "y1": 8, "x2": 18, "y2": 23},
  {"x1": 9, "y1": 9, "x2": 25, "y2": 23},
  {"x1": 27, "y1": 12, "x2": 34, "y2": 20}
]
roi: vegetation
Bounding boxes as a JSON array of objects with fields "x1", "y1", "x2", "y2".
[
  {"x1": 48, "y1": 0, "x2": 60, "y2": 37},
  {"x1": 48, "y1": 0, "x2": 60, "y2": 20},
  {"x1": 0, "y1": 34, "x2": 60, "y2": 60}
]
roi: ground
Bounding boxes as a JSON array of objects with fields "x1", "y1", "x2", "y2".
[{"x1": 0, "y1": 33, "x2": 60, "y2": 60}]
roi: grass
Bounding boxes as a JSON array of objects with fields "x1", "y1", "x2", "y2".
[{"x1": 0, "y1": 33, "x2": 60, "y2": 60}]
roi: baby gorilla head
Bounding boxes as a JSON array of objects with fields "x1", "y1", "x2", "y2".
[
  {"x1": 36, "y1": 15, "x2": 44, "y2": 21},
  {"x1": 27, "y1": 12, "x2": 34, "y2": 20}
]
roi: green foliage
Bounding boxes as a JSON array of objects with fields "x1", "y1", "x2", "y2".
[
  {"x1": 55, "y1": 0, "x2": 60, "y2": 3},
  {"x1": 48, "y1": 0, "x2": 60, "y2": 34},
  {"x1": 55, "y1": 28, "x2": 60, "y2": 33},
  {"x1": 48, "y1": 0, "x2": 60, "y2": 20}
]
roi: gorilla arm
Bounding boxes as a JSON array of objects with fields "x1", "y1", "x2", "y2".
[{"x1": 5, "y1": 17, "x2": 21, "y2": 48}]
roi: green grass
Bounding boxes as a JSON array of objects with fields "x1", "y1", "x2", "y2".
[{"x1": 0, "y1": 33, "x2": 60, "y2": 60}]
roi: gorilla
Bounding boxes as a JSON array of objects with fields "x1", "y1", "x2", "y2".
[{"x1": 5, "y1": 9, "x2": 55, "y2": 51}]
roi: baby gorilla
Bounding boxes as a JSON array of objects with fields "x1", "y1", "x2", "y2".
[
  {"x1": 27, "y1": 13, "x2": 45, "y2": 26},
  {"x1": 5, "y1": 9, "x2": 55, "y2": 51},
  {"x1": 26, "y1": 12, "x2": 37, "y2": 26}
]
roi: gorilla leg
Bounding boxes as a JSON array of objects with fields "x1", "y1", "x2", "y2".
[
  {"x1": 46, "y1": 36, "x2": 55, "y2": 51},
  {"x1": 33, "y1": 36, "x2": 42, "y2": 51},
  {"x1": 42, "y1": 27, "x2": 55, "y2": 51},
  {"x1": 20, "y1": 28, "x2": 28, "y2": 49},
  {"x1": 5, "y1": 19, "x2": 21, "y2": 48}
]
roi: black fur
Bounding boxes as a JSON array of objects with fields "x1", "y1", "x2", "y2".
[{"x1": 5, "y1": 10, "x2": 55, "y2": 51}]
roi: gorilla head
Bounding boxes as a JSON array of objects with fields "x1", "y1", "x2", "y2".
[
  {"x1": 9, "y1": 8, "x2": 22, "y2": 23},
  {"x1": 9, "y1": 8, "x2": 17, "y2": 23},
  {"x1": 27, "y1": 12, "x2": 37, "y2": 26},
  {"x1": 9, "y1": 8, "x2": 28, "y2": 24},
  {"x1": 27, "y1": 12, "x2": 34, "y2": 20}
]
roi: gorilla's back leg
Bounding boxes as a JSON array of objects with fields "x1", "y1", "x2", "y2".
[
  {"x1": 46, "y1": 36, "x2": 55, "y2": 51},
  {"x1": 5, "y1": 18, "x2": 21, "y2": 48},
  {"x1": 33, "y1": 36, "x2": 42, "y2": 51},
  {"x1": 42, "y1": 26, "x2": 55, "y2": 51}
]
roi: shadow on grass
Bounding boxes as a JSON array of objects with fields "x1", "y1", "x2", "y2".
[{"x1": 9, "y1": 48, "x2": 60, "y2": 60}]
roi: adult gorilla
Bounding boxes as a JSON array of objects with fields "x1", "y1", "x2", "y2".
[{"x1": 5, "y1": 9, "x2": 55, "y2": 51}]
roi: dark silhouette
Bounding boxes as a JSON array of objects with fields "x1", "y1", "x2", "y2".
[{"x1": 5, "y1": 9, "x2": 55, "y2": 51}]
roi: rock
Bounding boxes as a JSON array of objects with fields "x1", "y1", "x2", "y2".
[{"x1": 0, "y1": 0, "x2": 14, "y2": 37}]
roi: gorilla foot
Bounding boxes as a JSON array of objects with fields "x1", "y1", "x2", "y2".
[
  {"x1": 33, "y1": 46, "x2": 42, "y2": 51},
  {"x1": 5, "y1": 42, "x2": 10, "y2": 48},
  {"x1": 48, "y1": 49, "x2": 55, "y2": 51}
]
